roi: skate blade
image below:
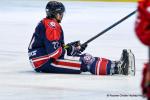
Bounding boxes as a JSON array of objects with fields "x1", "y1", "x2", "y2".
[{"x1": 127, "y1": 49, "x2": 135, "y2": 76}]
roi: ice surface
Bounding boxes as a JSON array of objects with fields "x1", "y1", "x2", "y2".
[{"x1": 0, "y1": 0, "x2": 147, "y2": 100}]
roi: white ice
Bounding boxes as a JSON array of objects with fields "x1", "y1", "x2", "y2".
[{"x1": 0, "y1": 0, "x2": 148, "y2": 100}]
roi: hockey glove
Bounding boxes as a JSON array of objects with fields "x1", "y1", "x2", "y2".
[
  {"x1": 65, "y1": 41, "x2": 81, "y2": 56},
  {"x1": 67, "y1": 41, "x2": 81, "y2": 47},
  {"x1": 65, "y1": 41, "x2": 87, "y2": 52},
  {"x1": 66, "y1": 45, "x2": 81, "y2": 56}
]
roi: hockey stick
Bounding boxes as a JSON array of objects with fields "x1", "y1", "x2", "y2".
[{"x1": 81, "y1": 10, "x2": 137, "y2": 49}]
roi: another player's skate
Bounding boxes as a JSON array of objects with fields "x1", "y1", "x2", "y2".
[{"x1": 114, "y1": 49, "x2": 135, "y2": 76}]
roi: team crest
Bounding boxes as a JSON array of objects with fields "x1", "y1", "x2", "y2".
[{"x1": 49, "y1": 22, "x2": 56, "y2": 28}]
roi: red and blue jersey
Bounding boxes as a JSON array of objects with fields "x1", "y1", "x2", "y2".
[
  {"x1": 28, "y1": 18, "x2": 112, "y2": 75},
  {"x1": 28, "y1": 18, "x2": 65, "y2": 69}
]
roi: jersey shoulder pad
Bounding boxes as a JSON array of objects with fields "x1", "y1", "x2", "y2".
[{"x1": 42, "y1": 18, "x2": 62, "y2": 41}]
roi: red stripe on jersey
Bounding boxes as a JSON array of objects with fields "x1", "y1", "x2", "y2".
[
  {"x1": 32, "y1": 55, "x2": 49, "y2": 61},
  {"x1": 32, "y1": 59, "x2": 48, "y2": 69},
  {"x1": 52, "y1": 47, "x2": 62, "y2": 59},
  {"x1": 99, "y1": 58, "x2": 108, "y2": 75},
  {"x1": 31, "y1": 47, "x2": 63, "y2": 69}
]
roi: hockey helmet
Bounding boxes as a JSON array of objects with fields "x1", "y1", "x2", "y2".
[{"x1": 45, "y1": 1, "x2": 65, "y2": 18}]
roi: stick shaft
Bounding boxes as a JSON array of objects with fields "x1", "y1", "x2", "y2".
[{"x1": 82, "y1": 10, "x2": 137, "y2": 46}]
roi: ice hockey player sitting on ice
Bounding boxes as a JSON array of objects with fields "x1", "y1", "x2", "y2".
[{"x1": 28, "y1": 1, "x2": 135, "y2": 76}]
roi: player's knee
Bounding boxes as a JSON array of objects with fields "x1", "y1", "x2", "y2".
[
  {"x1": 80, "y1": 53, "x2": 95, "y2": 72},
  {"x1": 80, "y1": 53, "x2": 95, "y2": 65}
]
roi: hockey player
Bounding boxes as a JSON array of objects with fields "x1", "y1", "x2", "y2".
[
  {"x1": 28, "y1": 1, "x2": 135, "y2": 76},
  {"x1": 135, "y1": 0, "x2": 150, "y2": 99}
]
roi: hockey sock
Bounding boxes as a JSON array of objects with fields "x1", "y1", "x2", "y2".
[{"x1": 89, "y1": 57, "x2": 112, "y2": 75}]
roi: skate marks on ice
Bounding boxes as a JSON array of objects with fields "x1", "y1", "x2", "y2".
[{"x1": 0, "y1": 72, "x2": 144, "y2": 100}]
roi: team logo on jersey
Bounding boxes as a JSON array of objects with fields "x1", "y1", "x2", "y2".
[{"x1": 49, "y1": 22, "x2": 56, "y2": 28}]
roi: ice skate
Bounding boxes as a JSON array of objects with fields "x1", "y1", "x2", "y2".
[{"x1": 115, "y1": 49, "x2": 135, "y2": 76}]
